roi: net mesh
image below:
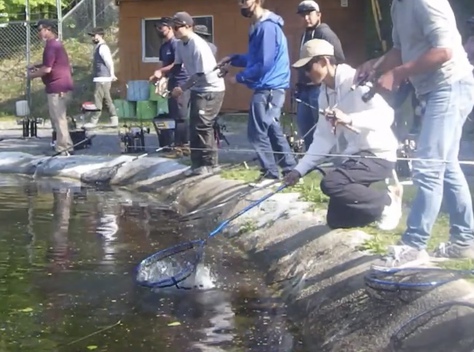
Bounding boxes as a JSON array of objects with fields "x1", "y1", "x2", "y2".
[
  {"x1": 390, "y1": 302, "x2": 474, "y2": 352},
  {"x1": 364, "y1": 268, "x2": 463, "y2": 303},
  {"x1": 136, "y1": 240, "x2": 204, "y2": 289}
]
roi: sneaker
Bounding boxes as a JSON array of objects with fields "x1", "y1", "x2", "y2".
[
  {"x1": 372, "y1": 244, "x2": 431, "y2": 270},
  {"x1": 83, "y1": 122, "x2": 97, "y2": 130},
  {"x1": 110, "y1": 116, "x2": 119, "y2": 128},
  {"x1": 377, "y1": 184, "x2": 403, "y2": 231},
  {"x1": 434, "y1": 242, "x2": 474, "y2": 259},
  {"x1": 183, "y1": 166, "x2": 213, "y2": 177}
]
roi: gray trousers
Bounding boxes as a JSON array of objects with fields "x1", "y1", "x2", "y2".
[{"x1": 90, "y1": 82, "x2": 117, "y2": 122}]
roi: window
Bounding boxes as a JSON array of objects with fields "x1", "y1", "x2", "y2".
[{"x1": 141, "y1": 15, "x2": 214, "y2": 63}]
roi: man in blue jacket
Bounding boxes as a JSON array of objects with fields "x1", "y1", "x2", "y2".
[{"x1": 219, "y1": 0, "x2": 296, "y2": 187}]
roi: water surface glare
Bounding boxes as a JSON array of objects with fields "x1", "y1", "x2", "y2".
[{"x1": 0, "y1": 176, "x2": 303, "y2": 351}]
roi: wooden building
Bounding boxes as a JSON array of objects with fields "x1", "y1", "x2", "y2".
[{"x1": 116, "y1": 0, "x2": 367, "y2": 113}]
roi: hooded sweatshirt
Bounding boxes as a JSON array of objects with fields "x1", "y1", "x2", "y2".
[
  {"x1": 297, "y1": 23, "x2": 345, "y2": 87},
  {"x1": 229, "y1": 11, "x2": 290, "y2": 90},
  {"x1": 294, "y1": 64, "x2": 398, "y2": 177}
]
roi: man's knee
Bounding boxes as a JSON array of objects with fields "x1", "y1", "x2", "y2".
[{"x1": 320, "y1": 170, "x2": 346, "y2": 197}]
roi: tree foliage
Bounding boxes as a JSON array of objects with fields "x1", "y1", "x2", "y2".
[{"x1": 0, "y1": 0, "x2": 74, "y2": 20}]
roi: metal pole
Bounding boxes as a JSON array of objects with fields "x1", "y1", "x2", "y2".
[
  {"x1": 25, "y1": 0, "x2": 31, "y2": 117},
  {"x1": 56, "y1": 0, "x2": 62, "y2": 40},
  {"x1": 92, "y1": 0, "x2": 97, "y2": 28}
]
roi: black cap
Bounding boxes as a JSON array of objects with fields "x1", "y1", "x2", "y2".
[
  {"x1": 156, "y1": 17, "x2": 173, "y2": 27},
  {"x1": 297, "y1": 0, "x2": 320, "y2": 14},
  {"x1": 87, "y1": 27, "x2": 105, "y2": 36},
  {"x1": 172, "y1": 12, "x2": 194, "y2": 27},
  {"x1": 194, "y1": 24, "x2": 211, "y2": 37},
  {"x1": 35, "y1": 19, "x2": 56, "y2": 30}
]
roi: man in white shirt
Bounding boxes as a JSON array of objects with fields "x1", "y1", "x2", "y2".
[
  {"x1": 284, "y1": 39, "x2": 401, "y2": 230},
  {"x1": 84, "y1": 27, "x2": 118, "y2": 128}
]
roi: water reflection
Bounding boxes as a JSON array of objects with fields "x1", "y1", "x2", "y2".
[{"x1": 0, "y1": 176, "x2": 301, "y2": 352}]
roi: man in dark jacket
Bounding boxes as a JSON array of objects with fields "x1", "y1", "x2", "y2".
[
  {"x1": 294, "y1": 1, "x2": 345, "y2": 150},
  {"x1": 150, "y1": 17, "x2": 190, "y2": 154}
]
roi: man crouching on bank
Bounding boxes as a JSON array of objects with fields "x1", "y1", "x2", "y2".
[{"x1": 284, "y1": 39, "x2": 402, "y2": 230}]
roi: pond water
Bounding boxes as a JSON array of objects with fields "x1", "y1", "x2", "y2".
[{"x1": 0, "y1": 176, "x2": 305, "y2": 352}]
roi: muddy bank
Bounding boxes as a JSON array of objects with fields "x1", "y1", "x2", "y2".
[{"x1": 1, "y1": 151, "x2": 474, "y2": 351}]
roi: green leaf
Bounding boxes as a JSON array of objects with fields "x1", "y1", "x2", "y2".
[
  {"x1": 86, "y1": 346, "x2": 98, "y2": 351},
  {"x1": 167, "y1": 321, "x2": 181, "y2": 327},
  {"x1": 18, "y1": 307, "x2": 33, "y2": 313}
]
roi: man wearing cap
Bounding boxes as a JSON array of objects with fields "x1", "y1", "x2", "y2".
[
  {"x1": 28, "y1": 19, "x2": 73, "y2": 156},
  {"x1": 284, "y1": 39, "x2": 400, "y2": 230},
  {"x1": 170, "y1": 12, "x2": 225, "y2": 176},
  {"x1": 295, "y1": 1, "x2": 345, "y2": 151},
  {"x1": 218, "y1": 0, "x2": 296, "y2": 187},
  {"x1": 150, "y1": 17, "x2": 190, "y2": 154},
  {"x1": 84, "y1": 27, "x2": 118, "y2": 129},
  {"x1": 194, "y1": 24, "x2": 217, "y2": 57},
  {"x1": 355, "y1": 0, "x2": 474, "y2": 267}
]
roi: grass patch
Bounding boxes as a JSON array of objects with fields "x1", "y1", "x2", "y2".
[{"x1": 220, "y1": 165, "x2": 328, "y2": 204}]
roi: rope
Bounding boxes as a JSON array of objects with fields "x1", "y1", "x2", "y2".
[{"x1": 123, "y1": 144, "x2": 474, "y2": 166}]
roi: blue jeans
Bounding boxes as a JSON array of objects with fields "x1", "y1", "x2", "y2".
[
  {"x1": 402, "y1": 76, "x2": 474, "y2": 249},
  {"x1": 248, "y1": 89, "x2": 297, "y2": 179},
  {"x1": 296, "y1": 85, "x2": 320, "y2": 150}
]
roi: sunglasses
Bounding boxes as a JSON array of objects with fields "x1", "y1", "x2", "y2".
[{"x1": 173, "y1": 25, "x2": 185, "y2": 31}]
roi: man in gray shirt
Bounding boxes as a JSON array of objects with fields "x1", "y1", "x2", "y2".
[
  {"x1": 170, "y1": 12, "x2": 225, "y2": 176},
  {"x1": 356, "y1": 0, "x2": 474, "y2": 268}
]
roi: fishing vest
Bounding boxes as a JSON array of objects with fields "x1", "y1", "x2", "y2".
[{"x1": 93, "y1": 43, "x2": 111, "y2": 78}]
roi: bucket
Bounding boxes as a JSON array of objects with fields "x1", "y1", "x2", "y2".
[{"x1": 15, "y1": 100, "x2": 30, "y2": 117}]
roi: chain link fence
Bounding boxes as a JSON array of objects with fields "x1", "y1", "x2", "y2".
[
  {"x1": 60, "y1": 0, "x2": 119, "y2": 117},
  {"x1": 0, "y1": 0, "x2": 118, "y2": 121}
]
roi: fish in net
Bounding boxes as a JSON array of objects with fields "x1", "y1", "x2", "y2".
[
  {"x1": 136, "y1": 184, "x2": 287, "y2": 290},
  {"x1": 389, "y1": 301, "x2": 474, "y2": 352},
  {"x1": 136, "y1": 240, "x2": 205, "y2": 289},
  {"x1": 364, "y1": 267, "x2": 474, "y2": 303}
]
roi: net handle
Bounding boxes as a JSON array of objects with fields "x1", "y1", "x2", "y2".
[{"x1": 208, "y1": 184, "x2": 287, "y2": 239}]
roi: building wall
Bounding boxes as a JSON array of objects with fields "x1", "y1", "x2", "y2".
[{"x1": 117, "y1": 0, "x2": 366, "y2": 112}]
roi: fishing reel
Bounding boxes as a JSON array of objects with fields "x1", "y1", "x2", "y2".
[
  {"x1": 396, "y1": 134, "x2": 417, "y2": 178},
  {"x1": 285, "y1": 133, "x2": 305, "y2": 155},
  {"x1": 214, "y1": 120, "x2": 230, "y2": 147},
  {"x1": 351, "y1": 73, "x2": 377, "y2": 103}
]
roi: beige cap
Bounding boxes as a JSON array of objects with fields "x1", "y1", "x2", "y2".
[{"x1": 292, "y1": 39, "x2": 335, "y2": 68}]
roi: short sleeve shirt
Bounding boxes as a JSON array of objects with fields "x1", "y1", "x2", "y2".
[{"x1": 42, "y1": 39, "x2": 73, "y2": 94}]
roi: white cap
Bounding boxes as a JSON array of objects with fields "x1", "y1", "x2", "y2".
[
  {"x1": 297, "y1": 1, "x2": 320, "y2": 14},
  {"x1": 292, "y1": 39, "x2": 334, "y2": 68}
]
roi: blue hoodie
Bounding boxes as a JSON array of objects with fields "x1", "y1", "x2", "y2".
[{"x1": 229, "y1": 11, "x2": 290, "y2": 91}]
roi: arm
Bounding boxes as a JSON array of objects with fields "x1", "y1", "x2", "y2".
[
  {"x1": 394, "y1": 0, "x2": 453, "y2": 80},
  {"x1": 30, "y1": 43, "x2": 55, "y2": 79},
  {"x1": 294, "y1": 118, "x2": 336, "y2": 177},
  {"x1": 99, "y1": 44, "x2": 115, "y2": 77},
  {"x1": 229, "y1": 54, "x2": 248, "y2": 68},
  {"x1": 160, "y1": 40, "x2": 179, "y2": 75},
  {"x1": 236, "y1": 24, "x2": 276, "y2": 84},
  {"x1": 347, "y1": 86, "x2": 395, "y2": 131}
]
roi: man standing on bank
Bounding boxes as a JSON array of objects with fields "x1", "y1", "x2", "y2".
[
  {"x1": 356, "y1": 0, "x2": 474, "y2": 268},
  {"x1": 170, "y1": 12, "x2": 225, "y2": 176},
  {"x1": 219, "y1": 0, "x2": 296, "y2": 187},
  {"x1": 150, "y1": 17, "x2": 190, "y2": 155},
  {"x1": 28, "y1": 19, "x2": 74, "y2": 156},
  {"x1": 83, "y1": 27, "x2": 118, "y2": 129},
  {"x1": 295, "y1": 1, "x2": 345, "y2": 151}
]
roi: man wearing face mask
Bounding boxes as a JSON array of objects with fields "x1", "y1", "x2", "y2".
[
  {"x1": 83, "y1": 27, "x2": 118, "y2": 129},
  {"x1": 28, "y1": 19, "x2": 73, "y2": 156},
  {"x1": 295, "y1": 1, "x2": 345, "y2": 151},
  {"x1": 218, "y1": 0, "x2": 297, "y2": 187},
  {"x1": 150, "y1": 17, "x2": 190, "y2": 154}
]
